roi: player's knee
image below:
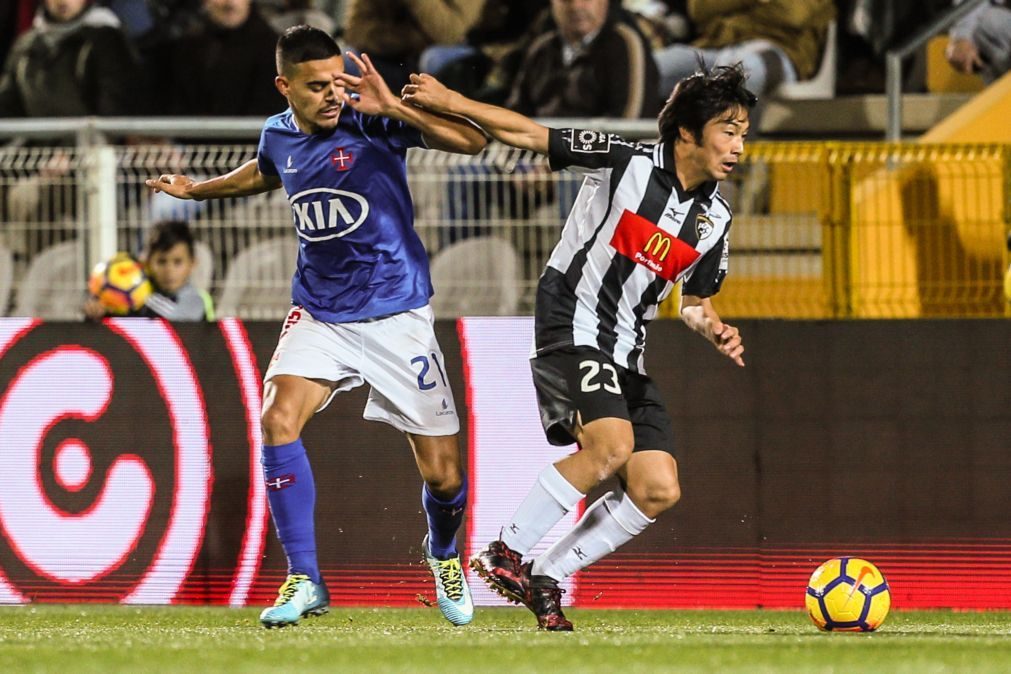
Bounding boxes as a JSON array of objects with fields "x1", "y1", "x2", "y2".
[
  {"x1": 584, "y1": 438, "x2": 634, "y2": 481},
  {"x1": 425, "y1": 474, "x2": 463, "y2": 500},
  {"x1": 647, "y1": 479, "x2": 681, "y2": 512},
  {"x1": 629, "y1": 477, "x2": 680, "y2": 516},
  {"x1": 260, "y1": 404, "x2": 301, "y2": 445}
]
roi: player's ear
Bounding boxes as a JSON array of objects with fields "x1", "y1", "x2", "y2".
[{"x1": 275, "y1": 75, "x2": 289, "y2": 97}]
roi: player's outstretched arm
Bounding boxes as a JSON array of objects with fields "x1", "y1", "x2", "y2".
[
  {"x1": 145, "y1": 159, "x2": 281, "y2": 201},
  {"x1": 337, "y1": 52, "x2": 486, "y2": 155},
  {"x1": 680, "y1": 295, "x2": 745, "y2": 367},
  {"x1": 402, "y1": 73, "x2": 549, "y2": 155}
]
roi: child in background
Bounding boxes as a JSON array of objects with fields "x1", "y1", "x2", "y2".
[{"x1": 85, "y1": 220, "x2": 214, "y2": 321}]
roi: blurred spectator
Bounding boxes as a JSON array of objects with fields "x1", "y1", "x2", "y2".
[
  {"x1": 84, "y1": 220, "x2": 215, "y2": 322},
  {"x1": 418, "y1": 0, "x2": 546, "y2": 104},
  {"x1": 507, "y1": 0, "x2": 660, "y2": 118},
  {"x1": 0, "y1": 0, "x2": 142, "y2": 117},
  {"x1": 946, "y1": 0, "x2": 1011, "y2": 83},
  {"x1": 261, "y1": 0, "x2": 337, "y2": 35},
  {"x1": 154, "y1": 0, "x2": 281, "y2": 119},
  {"x1": 342, "y1": 0, "x2": 487, "y2": 91},
  {"x1": 653, "y1": 0, "x2": 835, "y2": 103}
]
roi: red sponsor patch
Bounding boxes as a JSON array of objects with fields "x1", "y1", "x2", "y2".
[{"x1": 609, "y1": 209, "x2": 700, "y2": 281}]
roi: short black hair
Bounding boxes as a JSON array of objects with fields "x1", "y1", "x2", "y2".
[
  {"x1": 276, "y1": 25, "x2": 341, "y2": 75},
  {"x1": 657, "y1": 64, "x2": 758, "y2": 145},
  {"x1": 146, "y1": 220, "x2": 195, "y2": 258}
]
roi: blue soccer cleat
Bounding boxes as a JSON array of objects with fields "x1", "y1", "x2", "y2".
[
  {"x1": 423, "y1": 535, "x2": 474, "y2": 626},
  {"x1": 259, "y1": 573, "x2": 330, "y2": 628}
]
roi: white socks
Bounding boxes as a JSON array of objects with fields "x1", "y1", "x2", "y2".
[
  {"x1": 532, "y1": 490, "x2": 654, "y2": 582},
  {"x1": 500, "y1": 464, "x2": 585, "y2": 556}
]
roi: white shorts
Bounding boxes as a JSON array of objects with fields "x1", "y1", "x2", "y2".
[{"x1": 264, "y1": 305, "x2": 460, "y2": 436}]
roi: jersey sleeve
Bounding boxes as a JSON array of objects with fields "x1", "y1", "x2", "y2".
[
  {"x1": 682, "y1": 225, "x2": 730, "y2": 299},
  {"x1": 547, "y1": 128, "x2": 637, "y2": 172},
  {"x1": 256, "y1": 127, "x2": 278, "y2": 177},
  {"x1": 360, "y1": 111, "x2": 425, "y2": 151}
]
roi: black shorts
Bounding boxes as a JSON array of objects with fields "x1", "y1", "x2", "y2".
[{"x1": 530, "y1": 345, "x2": 675, "y2": 456}]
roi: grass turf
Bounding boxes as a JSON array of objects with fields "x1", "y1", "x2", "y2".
[{"x1": 1, "y1": 606, "x2": 1009, "y2": 673}]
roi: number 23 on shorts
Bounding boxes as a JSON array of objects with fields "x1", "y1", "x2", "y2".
[{"x1": 579, "y1": 359, "x2": 621, "y2": 394}]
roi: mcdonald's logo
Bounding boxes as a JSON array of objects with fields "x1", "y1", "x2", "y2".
[{"x1": 644, "y1": 232, "x2": 672, "y2": 261}]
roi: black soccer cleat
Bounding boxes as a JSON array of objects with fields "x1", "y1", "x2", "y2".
[
  {"x1": 469, "y1": 540, "x2": 528, "y2": 605},
  {"x1": 529, "y1": 571, "x2": 573, "y2": 632}
]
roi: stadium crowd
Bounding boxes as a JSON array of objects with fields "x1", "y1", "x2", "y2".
[{"x1": 4, "y1": 0, "x2": 1006, "y2": 125}]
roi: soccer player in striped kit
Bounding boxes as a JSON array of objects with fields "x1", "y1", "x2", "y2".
[
  {"x1": 147, "y1": 26, "x2": 486, "y2": 628},
  {"x1": 403, "y1": 65, "x2": 756, "y2": 631}
]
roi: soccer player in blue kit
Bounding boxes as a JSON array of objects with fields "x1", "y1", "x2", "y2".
[{"x1": 146, "y1": 26, "x2": 487, "y2": 628}]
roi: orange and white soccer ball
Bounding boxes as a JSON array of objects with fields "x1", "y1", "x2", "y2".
[
  {"x1": 88, "y1": 252, "x2": 152, "y2": 315},
  {"x1": 805, "y1": 557, "x2": 891, "y2": 632}
]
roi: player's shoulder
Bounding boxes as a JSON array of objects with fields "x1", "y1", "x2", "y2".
[{"x1": 262, "y1": 109, "x2": 297, "y2": 134}]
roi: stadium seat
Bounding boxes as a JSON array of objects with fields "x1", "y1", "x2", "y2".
[
  {"x1": 192, "y1": 240, "x2": 214, "y2": 292},
  {"x1": 215, "y1": 237, "x2": 298, "y2": 319},
  {"x1": 13, "y1": 241, "x2": 85, "y2": 320},
  {"x1": 430, "y1": 237, "x2": 521, "y2": 317},
  {"x1": 0, "y1": 244, "x2": 13, "y2": 316},
  {"x1": 775, "y1": 21, "x2": 837, "y2": 100}
]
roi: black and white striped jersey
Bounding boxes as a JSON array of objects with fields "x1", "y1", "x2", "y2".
[{"x1": 533, "y1": 127, "x2": 732, "y2": 373}]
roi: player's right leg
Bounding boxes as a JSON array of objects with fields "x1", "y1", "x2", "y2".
[
  {"x1": 471, "y1": 347, "x2": 633, "y2": 629},
  {"x1": 258, "y1": 374, "x2": 334, "y2": 628}
]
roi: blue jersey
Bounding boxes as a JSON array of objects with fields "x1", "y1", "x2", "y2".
[{"x1": 257, "y1": 107, "x2": 430, "y2": 322}]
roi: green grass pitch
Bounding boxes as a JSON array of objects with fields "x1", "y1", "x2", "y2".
[{"x1": 1, "y1": 606, "x2": 1009, "y2": 673}]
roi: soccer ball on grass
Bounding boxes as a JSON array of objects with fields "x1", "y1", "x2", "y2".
[
  {"x1": 805, "y1": 557, "x2": 891, "y2": 632},
  {"x1": 88, "y1": 252, "x2": 152, "y2": 315}
]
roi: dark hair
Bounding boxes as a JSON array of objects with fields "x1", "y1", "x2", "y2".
[
  {"x1": 146, "y1": 220, "x2": 195, "y2": 258},
  {"x1": 276, "y1": 25, "x2": 341, "y2": 75},
  {"x1": 657, "y1": 64, "x2": 758, "y2": 145}
]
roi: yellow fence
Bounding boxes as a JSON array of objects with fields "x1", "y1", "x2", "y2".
[{"x1": 661, "y1": 142, "x2": 1011, "y2": 319}]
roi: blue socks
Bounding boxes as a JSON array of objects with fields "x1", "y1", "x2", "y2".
[
  {"x1": 262, "y1": 438, "x2": 320, "y2": 584},
  {"x1": 422, "y1": 476, "x2": 467, "y2": 560}
]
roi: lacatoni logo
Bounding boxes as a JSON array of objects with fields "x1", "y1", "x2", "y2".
[{"x1": 288, "y1": 188, "x2": 370, "y2": 241}]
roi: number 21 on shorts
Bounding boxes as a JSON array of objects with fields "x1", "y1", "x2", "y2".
[
  {"x1": 411, "y1": 352, "x2": 448, "y2": 391},
  {"x1": 579, "y1": 360, "x2": 621, "y2": 394}
]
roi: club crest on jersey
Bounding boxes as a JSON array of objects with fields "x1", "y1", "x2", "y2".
[
  {"x1": 331, "y1": 147, "x2": 353, "y2": 171},
  {"x1": 571, "y1": 129, "x2": 610, "y2": 153},
  {"x1": 288, "y1": 187, "x2": 369, "y2": 241},
  {"x1": 610, "y1": 209, "x2": 700, "y2": 282},
  {"x1": 696, "y1": 214, "x2": 714, "y2": 240}
]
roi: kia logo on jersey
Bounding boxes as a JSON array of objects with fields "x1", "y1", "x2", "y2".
[
  {"x1": 288, "y1": 188, "x2": 370, "y2": 241},
  {"x1": 610, "y1": 209, "x2": 700, "y2": 281}
]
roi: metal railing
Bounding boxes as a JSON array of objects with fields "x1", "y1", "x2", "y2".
[
  {"x1": 885, "y1": 0, "x2": 988, "y2": 141},
  {"x1": 0, "y1": 121, "x2": 1007, "y2": 320}
]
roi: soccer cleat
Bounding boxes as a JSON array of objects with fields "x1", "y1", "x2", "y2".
[
  {"x1": 529, "y1": 571, "x2": 573, "y2": 632},
  {"x1": 422, "y1": 535, "x2": 474, "y2": 626},
  {"x1": 259, "y1": 574, "x2": 330, "y2": 628},
  {"x1": 469, "y1": 539, "x2": 528, "y2": 605}
]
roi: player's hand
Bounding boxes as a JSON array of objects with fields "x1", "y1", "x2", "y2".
[
  {"x1": 337, "y1": 52, "x2": 398, "y2": 116},
  {"x1": 401, "y1": 73, "x2": 455, "y2": 114},
  {"x1": 712, "y1": 321, "x2": 745, "y2": 367},
  {"x1": 145, "y1": 174, "x2": 196, "y2": 199},
  {"x1": 945, "y1": 38, "x2": 982, "y2": 74},
  {"x1": 83, "y1": 297, "x2": 108, "y2": 321}
]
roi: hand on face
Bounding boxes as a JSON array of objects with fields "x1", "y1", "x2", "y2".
[
  {"x1": 400, "y1": 73, "x2": 454, "y2": 114},
  {"x1": 335, "y1": 52, "x2": 398, "y2": 116}
]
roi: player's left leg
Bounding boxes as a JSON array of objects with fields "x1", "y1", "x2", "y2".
[
  {"x1": 408, "y1": 432, "x2": 473, "y2": 626},
  {"x1": 532, "y1": 450, "x2": 680, "y2": 581},
  {"x1": 356, "y1": 306, "x2": 472, "y2": 625}
]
